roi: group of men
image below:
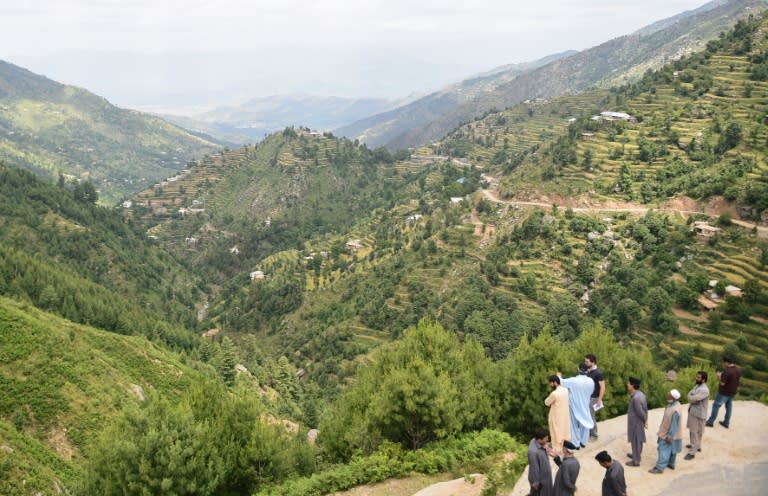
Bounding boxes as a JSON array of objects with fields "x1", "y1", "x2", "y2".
[
  {"x1": 625, "y1": 355, "x2": 741, "y2": 474},
  {"x1": 543, "y1": 354, "x2": 603, "y2": 456},
  {"x1": 528, "y1": 354, "x2": 741, "y2": 496},
  {"x1": 529, "y1": 354, "x2": 608, "y2": 496}
]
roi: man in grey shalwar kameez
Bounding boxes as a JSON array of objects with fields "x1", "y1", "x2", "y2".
[
  {"x1": 560, "y1": 363, "x2": 595, "y2": 448},
  {"x1": 595, "y1": 451, "x2": 627, "y2": 496},
  {"x1": 553, "y1": 440, "x2": 580, "y2": 496},
  {"x1": 626, "y1": 376, "x2": 647, "y2": 467},
  {"x1": 685, "y1": 370, "x2": 710, "y2": 460},
  {"x1": 527, "y1": 428, "x2": 554, "y2": 496}
]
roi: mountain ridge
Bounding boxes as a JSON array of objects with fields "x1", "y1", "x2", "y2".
[
  {"x1": 156, "y1": 94, "x2": 399, "y2": 144},
  {"x1": 333, "y1": 51, "x2": 576, "y2": 148},
  {"x1": 341, "y1": 0, "x2": 766, "y2": 151},
  {"x1": 0, "y1": 59, "x2": 223, "y2": 204}
]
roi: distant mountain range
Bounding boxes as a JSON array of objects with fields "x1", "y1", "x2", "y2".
[
  {"x1": 155, "y1": 94, "x2": 399, "y2": 144},
  {"x1": 0, "y1": 0, "x2": 762, "y2": 204},
  {"x1": 0, "y1": 60, "x2": 222, "y2": 204},
  {"x1": 331, "y1": 51, "x2": 576, "y2": 148},
  {"x1": 337, "y1": 0, "x2": 766, "y2": 150},
  {"x1": 155, "y1": 52, "x2": 576, "y2": 146}
]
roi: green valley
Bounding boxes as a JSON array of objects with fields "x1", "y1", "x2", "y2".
[{"x1": 1, "y1": 5, "x2": 768, "y2": 496}]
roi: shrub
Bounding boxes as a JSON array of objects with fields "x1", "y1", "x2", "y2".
[{"x1": 255, "y1": 430, "x2": 519, "y2": 496}]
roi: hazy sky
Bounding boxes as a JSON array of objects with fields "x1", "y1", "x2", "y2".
[{"x1": 2, "y1": 0, "x2": 712, "y2": 108}]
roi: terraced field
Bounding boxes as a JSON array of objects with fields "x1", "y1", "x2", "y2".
[{"x1": 434, "y1": 21, "x2": 768, "y2": 213}]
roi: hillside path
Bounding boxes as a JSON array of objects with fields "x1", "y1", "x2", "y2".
[
  {"x1": 507, "y1": 400, "x2": 768, "y2": 496},
  {"x1": 479, "y1": 188, "x2": 768, "y2": 239}
]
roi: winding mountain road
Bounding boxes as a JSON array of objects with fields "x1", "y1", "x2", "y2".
[{"x1": 478, "y1": 187, "x2": 768, "y2": 239}]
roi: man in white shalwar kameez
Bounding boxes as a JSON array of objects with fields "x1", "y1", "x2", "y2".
[{"x1": 560, "y1": 363, "x2": 595, "y2": 449}]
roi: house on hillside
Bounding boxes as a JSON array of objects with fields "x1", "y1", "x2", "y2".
[
  {"x1": 693, "y1": 221, "x2": 721, "y2": 239},
  {"x1": 725, "y1": 285, "x2": 743, "y2": 298},
  {"x1": 450, "y1": 197, "x2": 464, "y2": 204},
  {"x1": 406, "y1": 214, "x2": 423, "y2": 223},
  {"x1": 229, "y1": 246, "x2": 240, "y2": 255},
  {"x1": 591, "y1": 111, "x2": 636, "y2": 123},
  {"x1": 601, "y1": 111, "x2": 636, "y2": 122},
  {"x1": 706, "y1": 281, "x2": 742, "y2": 300},
  {"x1": 250, "y1": 270, "x2": 266, "y2": 281},
  {"x1": 346, "y1": 239, "x2": 362, "y2": 251},
  {"x1": 697, "y1": 295, "x2": 718, "y2": 312},
  {"x1": 189, "y1": 208, "x2": 205, "y2": 214}
]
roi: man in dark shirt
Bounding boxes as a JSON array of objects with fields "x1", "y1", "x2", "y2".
[
  {"x1": 585, "y1": 353, "x2": 605, "y2": 439},
  {"x1": 595, "y1": 450, "x2": 626, "y2": 496},
  {"x1": 706, "y1": 356, "x2": 741, "y2": 428}
]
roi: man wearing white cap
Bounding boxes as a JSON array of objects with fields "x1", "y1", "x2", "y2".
[{"x1": 649, "y1": 389, "x2": 684, "y2": 473}]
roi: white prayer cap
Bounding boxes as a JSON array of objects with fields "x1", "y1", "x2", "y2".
[{"x1": 670, "y1": 389, "x2": 681, "y2": 400}]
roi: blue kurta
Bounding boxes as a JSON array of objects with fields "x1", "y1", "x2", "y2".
[{"x1": 560, "y1": 374, "x2": 595, "y2": 447}]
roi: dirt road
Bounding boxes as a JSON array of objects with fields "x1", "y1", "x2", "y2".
[{"x1": 479, "y1": 188, "x2": 768, "y2": 239}]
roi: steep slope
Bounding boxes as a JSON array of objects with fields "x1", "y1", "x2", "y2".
[
  {"x1": 130, "y1": 128, "x2": 430, "y2": 282},
  {"x1": 333, "y1": 52, "x2": 575, "y2": 148},
  {"x1": 415, "y1": 12, "x2": 768, "y2": 390},
  {"x1": 341, "y1": 0, "x2": 764, "y2": 151},
  {"x1": 0, "y1": 165, "x2": 204, "y2": 347},
  {"x1": 0, "y1": 60, "x2": 222, "y2": 204},
  {"x1": 436, "y1": 12, "x2": 768, "y2": 221},
  {"x1": 0, "y1": 296, "x2": 201, "y2": 494}
]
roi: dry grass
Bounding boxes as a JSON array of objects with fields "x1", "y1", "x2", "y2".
[{"x1": 332, "y1": 473, "x2": 457, "y2": 496}]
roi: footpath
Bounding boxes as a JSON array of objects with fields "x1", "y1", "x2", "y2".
[{"x1": 508, "y1": 400, "x2": 768, "y2": 496}]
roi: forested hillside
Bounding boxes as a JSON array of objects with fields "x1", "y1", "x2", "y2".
[
  {"x1": 0, "y1": 60, "x2": 222, "y2": 203},
  {"x1": 0, "y1": 164, "x2": 204, "y2": 347},
  {"x1": 131, "y1": 128, "x2": 424, "y2": 282},
  {"x1": 0, "y1": 295, "x2": 328, "y2": 496},
  {"x1": 0, "y1": 296, "x2": 200, "y2": 494},
  {"x1": 128, "y1": 13, "x2": 768, "y2": 402}
]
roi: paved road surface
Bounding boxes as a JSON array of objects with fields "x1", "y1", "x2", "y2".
[{"x1": 508, "y1": 401, "x2": 768, "y2": 496}]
